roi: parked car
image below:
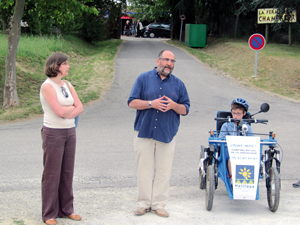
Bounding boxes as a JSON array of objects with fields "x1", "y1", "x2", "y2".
[
  {"x1": 140, "y1": 26, "x2": 146, "y2": 37},
  {"x1": 143, "y1": 23, "x2": 171, "y2": 38}
]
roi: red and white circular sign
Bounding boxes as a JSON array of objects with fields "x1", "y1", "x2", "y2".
[{"x1": 248, "y1": 33, "x2": 266, "y2": 51}]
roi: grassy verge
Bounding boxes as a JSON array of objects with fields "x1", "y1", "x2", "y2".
[
  {"x1": 168, "y1": 38, "x2": 300, "y2": 101},
  {"x1": 1, "y1": 35, "x2": 299, "y2": 122},
  {"x1": 0, "y1": 34, "x2": 122, "y2": 122}
]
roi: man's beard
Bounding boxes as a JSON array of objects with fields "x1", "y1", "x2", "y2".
[{"x1": 157, "y1": 65, "x2": 173, "y2": 77}]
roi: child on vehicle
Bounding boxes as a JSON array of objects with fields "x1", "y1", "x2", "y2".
[{"x1": 219, "y1": 98, "x2": 254, "y2": 178}]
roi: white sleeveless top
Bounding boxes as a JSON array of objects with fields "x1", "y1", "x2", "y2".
[{"x1": 40, "y1": 78, "x2": 75, "y2": 128}]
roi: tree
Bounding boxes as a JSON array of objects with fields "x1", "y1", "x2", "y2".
[
  {"x1": 128, "y1": 0, "x2": 171, "y2": 22},
  {"x1": 237, "y1": 0, "x2": 300, "y2": 23},
  {"x1": 0, "y1": 0, "x2": 15, "y2": 28},
  {"x1": 129, "y1": 0, "x2": 198, "y2": 39},
  {"x1": 198, "y1": 0, "x2": 237, "y2": 36},
  {"x1": 1, "y1": 0, "x2": 100, "y2": 109},
  {"x1": 21, "y1": 0, "x2": 98, "y2": 35},
  {"x1": 237, "y1": 0, "x2": 300, "y2": 44},
  {"x1": 3, "y1": 0, "x2": 25, "y2": 110},
  {"x1": 167, "y1": 0, "x2": 197, "y2": 39}
]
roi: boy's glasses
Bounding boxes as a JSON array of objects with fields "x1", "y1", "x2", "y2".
[
  {"x1": 61, "y1": 86, "x2": 69, "y2": 98},
  {"x1": 232, "y1": 112, "x2": 243, "y2": 116}
]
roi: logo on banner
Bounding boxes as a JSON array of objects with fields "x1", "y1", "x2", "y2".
[{"x1": 235, "y1": 165, "x2": 254, "y2": 184}]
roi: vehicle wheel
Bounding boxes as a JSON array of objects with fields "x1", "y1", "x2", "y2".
[
  {"x1": 205, "y1": 165, "x2": 215, "y2": 211},
  {"x1": 199, "y1": 146, "x2": 205, "y2": 189},
  {"x1": 149, "y1": 32, "x2": 155, "y2": 38},
  {"x1": 267, "y1": 167, "x2": 280, "y2": 212},
  {"x1": 199, "y1": 168, "x2": 205, "y2": 189}
]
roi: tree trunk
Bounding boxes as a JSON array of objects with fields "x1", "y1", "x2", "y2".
[
  {"x1": 234, "y1": 13, "x2": 240, "y2": 39},
  {"x1": 171, "y1": 16, "x2": 174, "y2": 40},
  {"x1": 3, "y1": 0, "x2": 25, "y2": 110}
]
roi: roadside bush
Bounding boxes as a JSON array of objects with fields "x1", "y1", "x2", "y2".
[{"x1": 79, "y1": 12, "x2": 106, "y2": 43}]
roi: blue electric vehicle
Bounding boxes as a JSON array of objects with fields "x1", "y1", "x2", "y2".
[{"x1": 199, "y1": 103, "x2": 281, "y2": 212}]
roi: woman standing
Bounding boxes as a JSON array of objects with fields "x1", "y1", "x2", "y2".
[
  {"x1": 40, "y1": 53, "x2": 83, "y2": 225},
  {"x1": 124, "y1": 20, "x2": 131, "y2": 36},
  {"x1": 131, "y1": 20, "x2": 136, "y2": 37}
]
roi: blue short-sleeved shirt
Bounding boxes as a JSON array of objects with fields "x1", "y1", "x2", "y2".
[
  {"x1": 219, "y1": 122, "x2": 254, "y2": 160},
  {"x1": 128, "y1": 68, "x2": 190, "y2": 143},
  {"x1": 219, "y1": 122, "x2": 254, "y2": 139}
]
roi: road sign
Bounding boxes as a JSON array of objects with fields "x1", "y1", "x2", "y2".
[
  {"x1": 248, "y1": 33, "x2": 266, "y2": 51},
  {"x1": 248, "y1": 33, "x2": 266, "y2": 77},
  {"x1": 179, "y1": 15, "x2": 186, "y2": 42},
  {"x1": 180, "y1": 14, "x2": 186, "y2": 21}
]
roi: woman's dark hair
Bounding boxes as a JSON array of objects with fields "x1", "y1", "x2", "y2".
[{"x1": 44, "y1": 53, "x2": 68, "y2": 77}]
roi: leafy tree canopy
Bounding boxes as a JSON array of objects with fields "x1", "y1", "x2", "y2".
[
  {"x1": 128, "y1": 0, "x2": 171, "y2": 22},
  {"x1": 237, "y1": 0, "x2": 300, "y2": 21},
  {"x1": 0, "y1": 0, "x2": 99, "y2": 34}
]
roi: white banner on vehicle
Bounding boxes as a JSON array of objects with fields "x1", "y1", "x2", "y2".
[{"x1": 226, "y1": 136, "x2": 261, "y2": 200}]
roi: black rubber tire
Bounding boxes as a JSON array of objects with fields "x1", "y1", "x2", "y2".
[
  {"x1": 199, "y1": 168, "x2": 205, "y2": 189},
  {"x1": 149, "y1": 32, "x2": 155, "y2": 38},
  {"x1": 199, "y1": 146, "x2": 205, "y2": 189},
  {"x1": 267, "y1": 167, "x2": 280, "y2": 212},
  {"x1": 205, "y1": 165, "x2": 215, "y2": 211}
]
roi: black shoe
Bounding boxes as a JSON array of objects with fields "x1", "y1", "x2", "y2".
[{"x1": 293, "y1": 181, "x2": 300, "y2": 188}]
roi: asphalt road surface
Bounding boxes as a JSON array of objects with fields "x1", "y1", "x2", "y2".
[{"x1": 0, "y1": 36, "x2": 300, "y2": 225}]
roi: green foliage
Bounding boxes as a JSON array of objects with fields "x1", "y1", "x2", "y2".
[
  {"x1": 128, "y1": 0, "x2": 171, "y2": 22},
  {"x1": 168, "y1": 38, "x2": 300, "y2": 99},
  {"x1": 167, "y1": 0, "x2": 197, "y2": 38},
  {"x1": 79, "y1": 13, "x2": 105, "y2": 43},
  {"x1": 237, "y1": 0, "x2": 300, "y2": 25},
  {"x1": 105, "y1": 1, "x2": 125, "y2": 39},
  {"x1": 0, "y1": 0, "x2": 14, "y2": 25},
  {"x1": 198, "y1": 0, "x2": 236, "y2": 35},
  {"x1": 0, "y1": 33, "x2": 122, "y2": 121},
  {"x1": 1, "y1": 0, "x2": 99, "y2": 35},
  {"x1": 12, "y1": 218, "x2": 25, "y2": 225},
  {"x1": 129, "y1": 0, "x2": 198, "y2": 39}
]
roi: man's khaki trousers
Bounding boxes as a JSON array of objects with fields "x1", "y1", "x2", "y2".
[{"x1": 134, "y1": 131, "x2": 176, "y2": 210}]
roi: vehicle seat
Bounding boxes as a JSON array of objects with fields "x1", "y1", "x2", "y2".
[{"x1": 216, "y1": 111, "x2": 251, "y2": 134}]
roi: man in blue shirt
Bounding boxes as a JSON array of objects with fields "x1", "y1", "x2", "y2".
[{"x1": 128, "y1": 50, "x2": 190, "y2": 217}]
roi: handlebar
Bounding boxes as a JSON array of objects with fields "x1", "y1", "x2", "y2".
[{"x1": 215, "y1": 117, "x2": 268, "y2": 124}]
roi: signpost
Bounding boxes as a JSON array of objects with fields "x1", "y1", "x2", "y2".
[
  {"x1": 248, "y1": 33, "x2": 266, "y2": 77},
  {"x1": 257, "y1": 8, "x2": 297, "y2": 45},
  {"x1": 179, "y1": 14, "x2": 186, "y2": 42}
]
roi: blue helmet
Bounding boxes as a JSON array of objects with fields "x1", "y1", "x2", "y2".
[{"x1": 231, "y1": 98, "x2": 249, "y2": 112}]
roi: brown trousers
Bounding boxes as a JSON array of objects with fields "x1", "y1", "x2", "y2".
[{"x1": 41, "y1": 126, "x2": 76, "y2": 222}]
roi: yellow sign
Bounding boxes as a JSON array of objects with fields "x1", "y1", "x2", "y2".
[{"x1": 258, "y1": 8, "x2": 297, "y2": 24}]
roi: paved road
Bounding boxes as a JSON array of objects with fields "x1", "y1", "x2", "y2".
[{"x1": 1, "y1": 36, "x2": 300, "y2": 224}]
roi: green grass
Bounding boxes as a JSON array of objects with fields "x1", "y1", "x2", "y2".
[
  {"x1": 1, "y1": 35, "x2": 299, "y2": 122},
  {"x1": 168, "y1": 39, "x2": 300, "y2": 100},
  {"x1": 0, "y1": 34, "x2": 122, "y2": 122},
  {"x1": 263, "y1": 43, "x2": 300, "y2": 58},
  {"x1": 12, "y1": 218, "x2": 25, "y2": 225}
]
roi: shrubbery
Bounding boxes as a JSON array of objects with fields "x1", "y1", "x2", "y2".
[{"x1": 79, "y1": 13, "x2": 106, "y2": 43}]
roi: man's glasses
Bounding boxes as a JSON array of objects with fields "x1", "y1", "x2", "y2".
[
  {"x1": 61, "y1": 86, "x2": 69, "y2": 98},
  {"x1": 159, "y1": 58, "x2": 176, "y2": 64}
]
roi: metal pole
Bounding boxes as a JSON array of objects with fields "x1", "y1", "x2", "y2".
[
  {"x1": 254, "y1": 50, "x2": 258, "y2": 76},
  {"x1": 179, "y1": 20, "x2": 183, "y2": 42},
  {"x1": 289, "y1": 23, "x2": 292, "y2": 46},
  {"x1": 265, "y1": 24, "x2": 269, "y2": 44}
]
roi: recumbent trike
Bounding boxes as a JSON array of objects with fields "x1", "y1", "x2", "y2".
[{"x1": 199, "y1": 103, "x2": 281, "y2": 212}]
